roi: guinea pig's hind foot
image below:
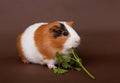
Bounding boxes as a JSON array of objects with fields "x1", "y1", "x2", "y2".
[
  {"x1": 45, "y1": 59, "x2": 56, "y2": 69},
  {"x1": 47, "y1": 64, "x2": 57, "y2": 69},
  {"x1": 22, "y1": 59, "x2": 29, "y2": 64}
]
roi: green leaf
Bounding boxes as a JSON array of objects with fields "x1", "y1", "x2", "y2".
[
  {"x1": 64, "y1": 57, "x2": 71, "y2": 62},
  {"x1": 55, "y1": 52, "x2": 64, "y2": 63},
  {"x1": 54, "y1": 49, "x2": 95, "y2": 80},
  {"x1": 62, "y1": 62, "x2": 72, "y2": 69},
  {"x1": 69, "y1": 58, "x2": 76, "y2": 65},
  {"x1": 53, "y1": 68, "x2": 68, "y2": 74}
]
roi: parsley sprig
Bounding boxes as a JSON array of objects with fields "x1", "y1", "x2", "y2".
[{"x1": 53, "y1": 48, "x2": 95, "y2": 79}]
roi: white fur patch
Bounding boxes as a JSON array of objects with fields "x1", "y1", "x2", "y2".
[
  {"x1": 20, "y1": 21, "x2": 80, "y2": 66},
  {"x1": 44, "y1": 59, "x2": 56, "y2": 69},
  {"x1": 21, "y1": 23, "x2": 47, "y2": 64},
  {"x1": 59, "y1": 22, "x2": 81, "y2": 55}
]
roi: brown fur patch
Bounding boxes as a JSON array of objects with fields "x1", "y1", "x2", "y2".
[
  {"x1": 34, "y1": 22, "x2": 70, "y2": 60},
  {"x1": 17, "y1": 33, "x2": 29, "y2": 64},
  {"x1": 66, "y1": 21, "x2": 74, "y2": 27}
]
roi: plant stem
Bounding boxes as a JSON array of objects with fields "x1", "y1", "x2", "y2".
[
  {"x1": 71, "y1": 48, "x2": 95, "y2": 79},
  {"x1": 71, "y1": 49, "x2": 78, "y2": 60},
  {"x1": 78, "y1": 62, "x2": 95, "y2": 79}
]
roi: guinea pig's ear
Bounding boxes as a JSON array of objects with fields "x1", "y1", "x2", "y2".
[
  {"x1": 49, "y1": 25, "x2": 63, "y2": 38},
  {"x1": 66, "y1": 21, "x2": 74, "y2": 27},
  {"x1": 49, "y1": 25, "x2": 59, "y2": 33}
]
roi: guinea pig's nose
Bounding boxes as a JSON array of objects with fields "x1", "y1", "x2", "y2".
[{"x1": 75, "y1": 39, "x2": 80, "y2": 43}]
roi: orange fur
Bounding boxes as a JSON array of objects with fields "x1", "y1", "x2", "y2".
[
  {"x1": 66, "y1": 21, "x2": 74, "y2": 27},
  {"x1": 17, "y1": 33, "x2": 29, "y2": 64},
  {"x1": 34, "y1": 22, "x2": 70, "y2": 60}
]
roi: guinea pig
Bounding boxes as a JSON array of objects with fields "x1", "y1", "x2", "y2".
[{"x1": 17, "y1": 21, "x2": 80, "y2": 69}]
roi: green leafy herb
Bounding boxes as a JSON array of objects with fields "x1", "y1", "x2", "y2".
[
  {"x1": 53, "y1": 49, "x2": 95, "y2": 79},
  {"x1": 56, "y1": 52, "x2": 64, "y2": 64},
  {"x1": 54, "y1": 68, "x2": 68, "y2": 74},
  {"x1": 73, "y1": 67, "x2": 81, "y2": 71},
  {"x1": 64, "y1": 57, "x2": 71, "y2": 62},
  {"x1": 71, "y1": 49, "x2": 95, "y2": 79}
]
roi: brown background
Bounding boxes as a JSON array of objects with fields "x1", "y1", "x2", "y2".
[{"x1": 0, "y1": 0, "x2": 120, "y2": 83}]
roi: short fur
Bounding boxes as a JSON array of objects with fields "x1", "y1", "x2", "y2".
[
  {"x1": 17, "y1": 33, "x2": 29, "y2": 63},
  {"x1": 17, "y1": 21, "x2": 80, "y2": 69},
  {"x1": 34, "y1": 22, "x2": 70, "y2": 60}
]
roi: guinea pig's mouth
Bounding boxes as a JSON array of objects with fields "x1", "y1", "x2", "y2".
[
  {"x1": 71, "y1": 47, "x2": 78, "y2": 50},
  {"x1": 71, "y1": 44, "x2": 80, "y2": 49}
]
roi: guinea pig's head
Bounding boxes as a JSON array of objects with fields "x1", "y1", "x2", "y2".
[{"x1": 46, "y1": 21, "x2": 80, "y2": 55}]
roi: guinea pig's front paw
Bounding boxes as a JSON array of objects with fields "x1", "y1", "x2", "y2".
[
  {"x1": 47, "y1": 64, "x2": 57, "y2": 69},
  {"x1": 22, "y1": 59, "x2": 29, "y2": 64}
]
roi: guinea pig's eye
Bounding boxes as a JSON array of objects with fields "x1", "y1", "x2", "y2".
[
  {"x1": 55, "y1": 30, "x2": 62, "y2": 34},
  {"x1": 63, "y1": 31, "x2": 68, "y2": 36},
  {"x1": 53, "y1": 30, "x2": 62, "y2": 37}
]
